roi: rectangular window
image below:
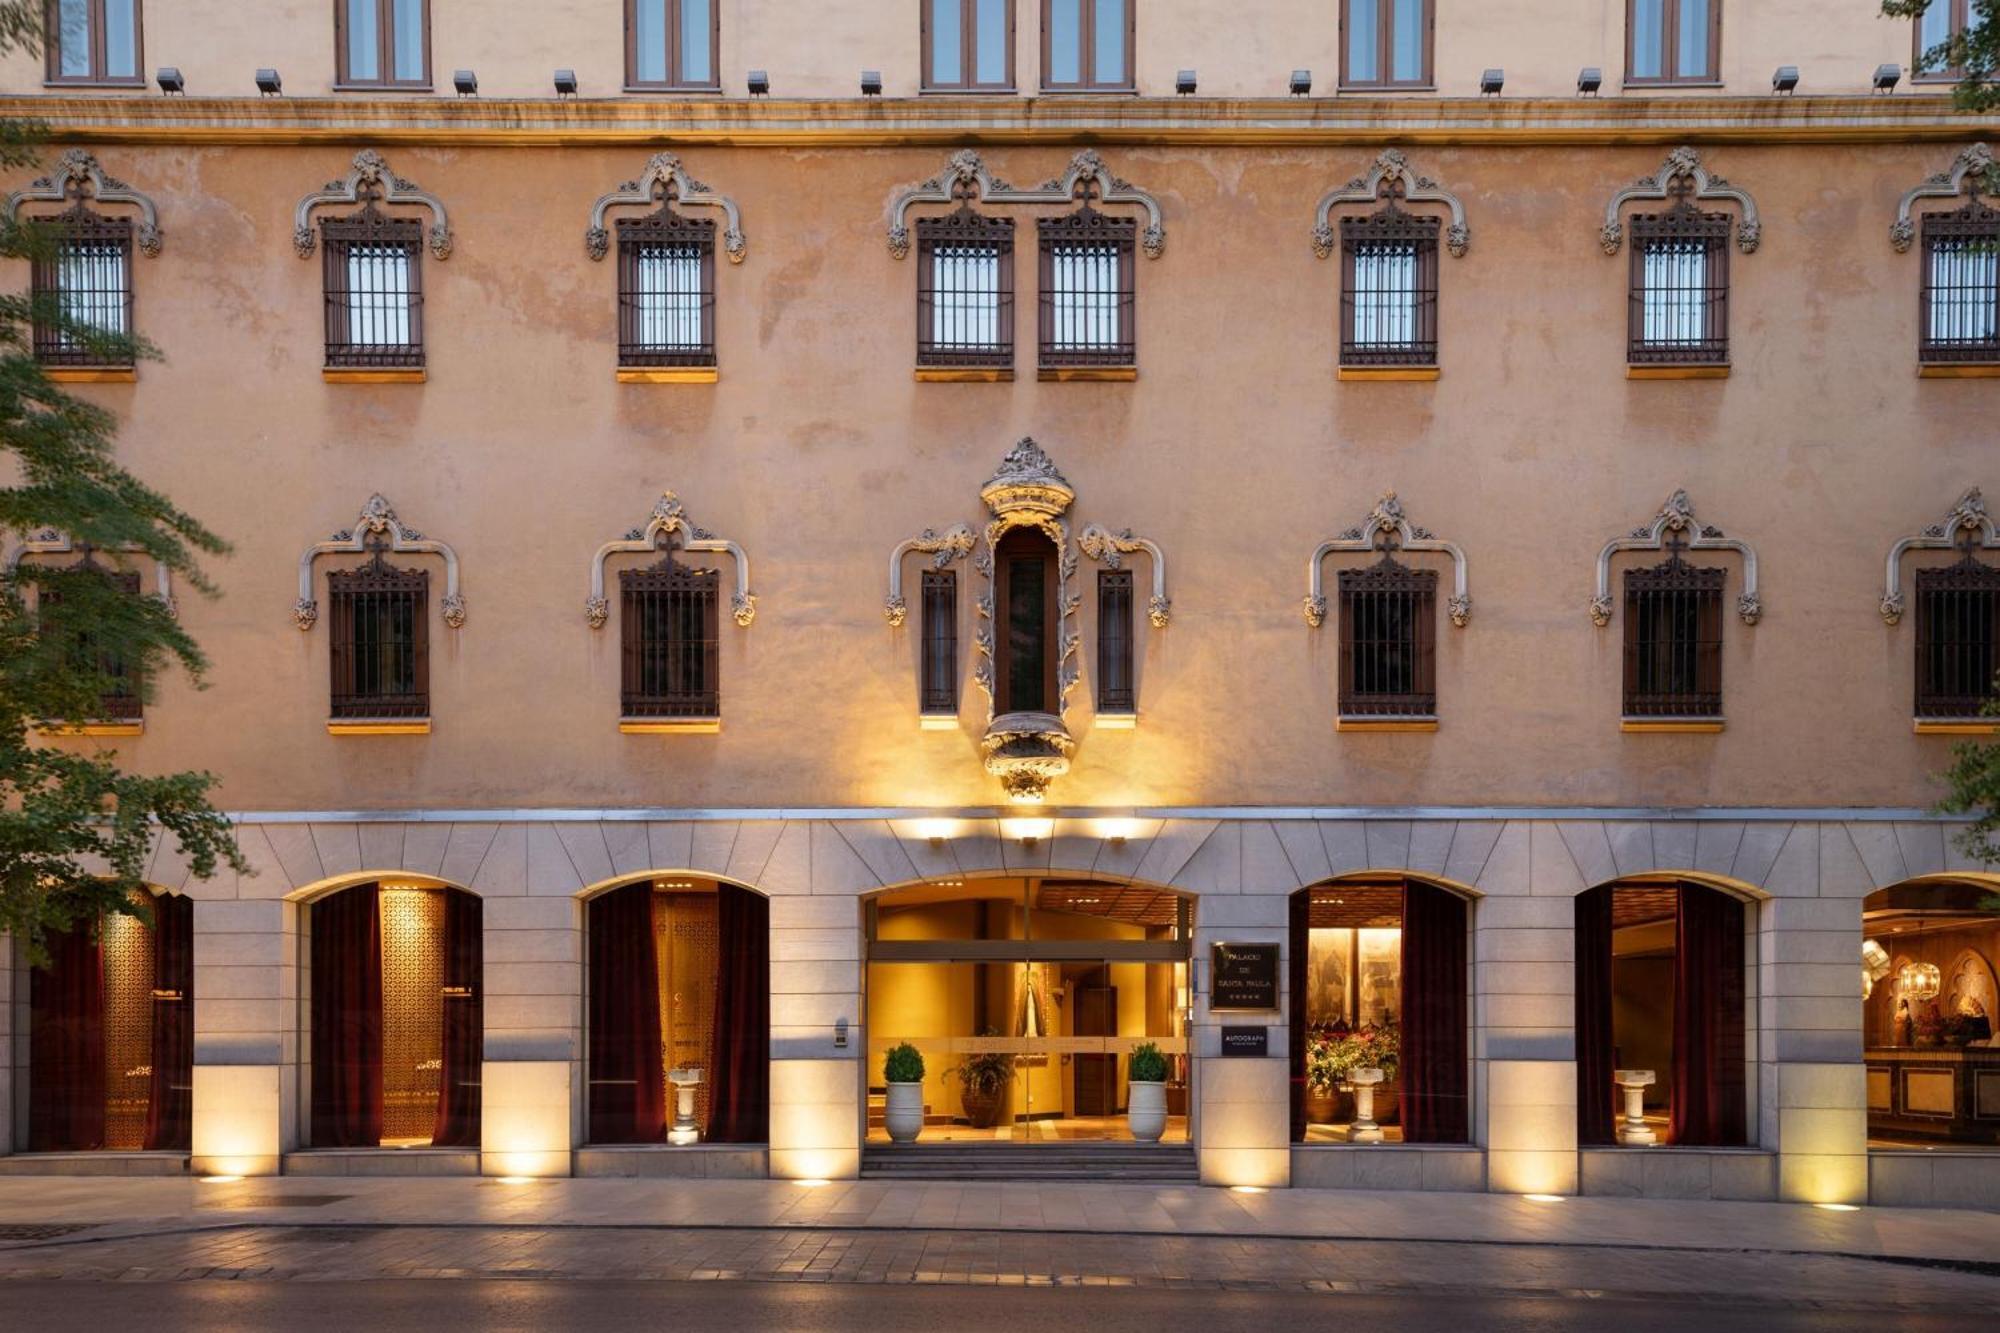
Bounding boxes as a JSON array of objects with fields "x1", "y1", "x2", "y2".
[
  {"x1": 926, "y1": 0, "x2": 1013, "y2": 91},
  {"x1": 917, "y1": 208, "x2": 1014, "y2": 368},
  {"x1": 46, "y1": 0, "x2": 142, "y2": 84},
  {"x1": 1915, "y1": 0, "x2": 1985, "y2": 81},
  {"x1": 627, "y1": 0, "x2": 719, "y2": 91},
  {"x1": 1920, "y1": 200, "x2": 2000, "y2": 364},
  {"x1": 1622, "y1": 559, "x2": 1723, "y2": 718},
  {"x1": 38, "y1": 568, "x2": 144, "y2": 721},
  {"x1": 338, "y1": 0, "x2": 429, "y2": 88},
  {"x1": 1627, "y1": 0, "x2": 1719, "y2": 85},
  {"x1": 321, "y1": 210, "x2": 423, "y2": 369},
  {"x1": 620, "y1": 557, "x2": 720, "y2": 718},
  {"x1": 1340, "y1": 208, "x2": 1439, "y2": 367},
  {"x1": 921, "y1": 569, "x2": 958, "y2": 715},
  {"x1": 328, "y1": 560, "x2": 428, "y2": 719},
  {"x1": 1337, "y1": 560, "x2": 1437, "y2": 718},
  {"x1": 617, "y1": 208, "x2": 716, "y2": 367},
  {"x1": 31, "y1": 206, "x2": 134, "y2": 368},
  {"x1": 1097, "y1": 568, "x2": 1135, "y2": 713},
  {"x1": 1915, "y1": 558, "x2": 2000, "y2": 719},
  {"x1": 1043, "y1": 0, "x2": 1132, "y2": 91},
  {"x1": 1038, "y1": 209, "x2": 1135, "y2": 369},
  {"x1": 1628, "y1": 207, "x2": 1730, "y2": 365},
  {"x1": 1341, "y1": 0, "x2": 1431, "y2": 89}
]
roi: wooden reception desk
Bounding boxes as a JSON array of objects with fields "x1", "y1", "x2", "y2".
[{"x1": 1866, "y1": 1047, "x2": 2000, "y2": 1144}]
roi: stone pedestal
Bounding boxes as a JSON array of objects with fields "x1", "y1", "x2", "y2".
[
  {"x1": 1350, "y1": 1067, "x2": 1386, "y2": 1144},
  {"x1": 1614, "y1": 1069, "x2": 1657, "y2": 1146},
  {"x1": 668, "y1": 1067, "x2": 703, "y2": 1146}
]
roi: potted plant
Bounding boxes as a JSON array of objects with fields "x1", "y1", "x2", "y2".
[
  {"x1": 883, "y1": 1042, "x2": 926, "y2": 1142},
  {"x1": 1304, "y1": 1026, "x2": 1351, "y2": 1125},
  {"x1": 1127, "y1": 1041, "x2": 1170, "y2": 1143},
  {"x1": 950, "y1": 1036, "x2": 1015, "y2": 1129},
  {"x1": 1347, "y1": 1023, "x2": 1401, "y2": 1125}
]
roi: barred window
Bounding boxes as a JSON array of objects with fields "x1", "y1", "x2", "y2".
[
  {"x1": 1097, "y1": 568, "x2": 1135, "y2": 713},
  {"x1": 1337, "y1": 559, "x2": 1437, "y2": 718},
  {"x1": 927, "y1": 0, "x2": 1013, "y2": 91},
  {"x1": 1628, "y1": 201, "x2": 1730, "y2": 365},
  {"x1": 921, "y1": 569, "x2": 958, "y2": 715},
  {"x1": 1627, "y1": 0, "x2": 1719, "y2": 85},
  {"x1": 627, "y1": 0, "x2": 718, "y2": 91},
  {"x1": 1623, "y1": 555, "x2": 1723, "y2": 718},
  {"x1": 1342, "y1": 0, "x2": 1431, "y2": 89},
  {"x1": 328, "y1": 553, "x2": 428, "y2": 720},
  {"x1": 338, "y1": 0, "x2": 429, "y2": 89},
  {"x1": 38, "y1": 566, "x2": 143, "y2": 721},
  {"x1": 620, "y1": 554, "x2": 720, "y2": 719},
  {"x1": 322, "y1": 205, "x2": 423, "y2": 369},
  {"x1": 996, "y1": 527, "x2": 1057, "y2": 715},
  {"x1": 617, "y1": 204, "x2": 716, "y2": 367},
  {"x1": 1341, "y1": 204, "x2": 1438, "y2": 367},
  {"x1": 1043, "y1": 0, "x2": 1132, "y2": 92},
  {"x1": 918, "y1": 205, "x2": 1014, "y2": 368},
  {"x1": 47, "y1": 0, "x2": 142, "y2": 85},
  {"x1": 1038, "y1": 206, "x2": 1135, "y2": 369},
  {"x1": 1920, "y1": 197, "x2": 2000, "y2": 364},
  {"x1": 1915, "y1": 553, "x2": 2000, "y2": 719},
  {"x1": 31, "y1": 204, "x2": 134, "y2": 368}
]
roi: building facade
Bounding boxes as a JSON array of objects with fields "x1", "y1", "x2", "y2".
[{"x1": 4, "y1": 1, "x2": 2000, "y2": 1207}]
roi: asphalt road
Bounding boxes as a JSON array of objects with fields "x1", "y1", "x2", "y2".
[{"x1": 0, "y1": 1281, "x2": 1991, "y2": 1333}]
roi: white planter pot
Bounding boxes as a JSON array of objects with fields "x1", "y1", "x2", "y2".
[
  {"x1": 1127, "y1": 1080, "x2": 1168, "y2": 1143},
  {"x1": 884, "y1": 1080, "x2": 925, "y2": 1143}
]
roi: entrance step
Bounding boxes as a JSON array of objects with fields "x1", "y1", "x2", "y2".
[{"x1": 861, "y1": 1142, "x2": 1199, "y2": 1182}]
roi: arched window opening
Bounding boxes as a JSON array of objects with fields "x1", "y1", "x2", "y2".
[
  {"x1": 1863, "y1": 880, "x2": 1999, "y2": 1150},
  {"x1": 995, "y1": 526, "x2": 1059, "y2": 716}
]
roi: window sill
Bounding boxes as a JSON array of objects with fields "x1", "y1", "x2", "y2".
[
  {"x1": 618, "y1": 367, "x2": 718, "y2": 384},
  {"x1": 1621, "y1": 718, "x2": 1724, "y2": 733},
  {"x1": 622, "y1": 85, "x2": 724, "y2": 95},
  {"x1": 621, "y1": 717, "x2": 721, "y2": 734},
  {"x1": 43, "y1": 367, "x2": 137, "y2": 383},
  {"x1": 918, "y1": 713, "x2": 959, "y2": 731},
  {"x1": 39, "y1": 720, "x2": 144, "y2": 737},
  {"x1": 1621, "y1": 79, "x2": 1724, "y2": 90},
  {"x1": 1039, "y1": 365, "x2": 1136, "y2": 382},
  {"x1": 920, "y1": 87, "x2": 1019, "y2": 96},
  {"x1": 1918, "y1": 363, "x2": 2000, "y2": 378},
  {"x1": 1094, "y1": 711, "x2": 1138, "y2": 730},
  {"x1": 1627, "y1": 364, "x2": 1729, "y2": 380},
  {"x1": 1336, "y1": 84, "x2": 1437, "y2": 94},
  {"x1": 1336, "y1": 716, "x2": 1437, "y2": 732},
  {"x1": 333, "y1": 83, "x2": 435, "y2": 93},
  {"x1": 1037, "y1": 86, "x2": 1138, "y2": 96},
  {"x1": 42, "y1": 79, "x2": 147, "y2": 90},
  {"x1": 915, "y1": 366, "x2": 1014, "y2": 382},
  {"x1": 1914, "y1": 719, "x2": 2000, "y2": 735},
  {"x1": 1338, "y1": 366, "x2": 1438, "y2": 381},
  {"x1": 324, "y1": 368, "x2": 426, "y2": 384},
  {"x1": 328, "y1": 719, "x2": 431, "y2": 736}
]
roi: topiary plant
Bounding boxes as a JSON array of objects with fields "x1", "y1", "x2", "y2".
[
  {"x1": 1128, "y1": 1041, "x2": 1169, "y2": 1083},
  {"x1": 884, "y1": 1041, "x2": 925, "y2": 1083}
]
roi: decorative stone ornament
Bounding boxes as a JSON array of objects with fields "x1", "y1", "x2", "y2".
[
  {"x1": 587, "y1": 492, "x2": 755, "y2": 630},
  {"x1": 295, "y1": 494, "x2": 465, "y2": 631},
  {"x1": 1600, "y1": 146, "x2": 1761, "y2": 256},
  {"x1": 293, "y1": 150, "x2": 452, "y2": 261},
  {"x1": 1891, "y1": 143, "x2": 1996, "y2": 251},
  {"x1": 973, "y1": 438, "x2": 1082, "y2": 726},
  {"x1": 4, "y1": 529, "x2": 176, "y2": 617},
  {"x1": 1590, "y1": 490, "x2": 1762, "y2": 628},
  {"x1": 2, "y1": 149, "x2": 163, "y2": 255},
  {"x1": 1311, "y1": 149, "x2": 1470, "y2": 259},
  {"x1": 584, "y1": 152, "x2": 746, "y2": 263},
  {"x1": 1078, "y1": 524, "x2": 1172, "y2": 628},
  {"x1": 883, "y1": 525, "x2": 976, "y2": 626},
  {"x1": 980, "y1": 714, "x2": 1079, "y2": 804},
  {"x1": 1880, "y1": 488, "x2": 1997, "y2": 625},
  {"x1": 887, "y1": 148, "x2": 1166, "y2": 260},
  {"x1": 1304, "y1": 493, "x2": 1471, "y2": 628}
]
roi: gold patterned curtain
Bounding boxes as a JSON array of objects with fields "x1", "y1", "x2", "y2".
[{"x1": 654, "y1": 891, "x2": 720, "y2": 1129}]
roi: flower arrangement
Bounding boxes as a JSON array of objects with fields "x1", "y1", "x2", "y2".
[
  {"x1": 1914, "y1": 1001, "x2": 1947, "y2": 1047},
  {"x1": 1306, "y1": 1022, "x2": 1400, "y2": 1089}
]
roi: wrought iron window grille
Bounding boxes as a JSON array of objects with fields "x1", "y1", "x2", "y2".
[
  {"x1": 321, "y1": 192, "x2": 424, "y2": 369},
  {"x1": 1622, "y1": 536, "x2": 1724, "y2": 718},
  {"x1": 1037, "y1": 192, "x2": 1136, "y2": 369},
  {"x1": 1337, "y1": 533, "x2": 1438, "y2": 718},
  {"x1": 616, "y1": 192, "x2": 717, "y2": 368},
  {"x1": 1919, "y1": 193, "x2": 2000, "y2": 364},
  {"x1": 620, "y1": 536, "x2": 721, "y2": 718},
  {"x1": 1914, "y1": 529, "x2": 2000, "y2": 719},
  {"x1": 1340, "y1": 195, "x2": 1440, "y2": 367},
  {"x1": 30, "y1": 202, "x2": 134, "y2": 368},
  {"x1": 328, "y1": 536, "x2": 429, "y2": 720},
  {"x1": 1627, "y1": 184, "x2": 1731, "y2": 365},
  {"x1": 917, "y1": 195, "x2": 1016, "y2": 368}
]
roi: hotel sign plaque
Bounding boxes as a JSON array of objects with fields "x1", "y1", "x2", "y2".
[
  {"x1": 1210, "y1": 942, "x2": 1280, "y2": 1011},
  {"x1": 1220, "y1": 1026, "x2": 1269, "y2": 1058}
]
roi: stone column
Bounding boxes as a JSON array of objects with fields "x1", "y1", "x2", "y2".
[
  {"x1": 1759, "y1": 881, "x2": 1868, "y2": 1205},
  {"x1": 189, "y1": 896, "x2": 295, "y2": 1177},
  {"x1": 766, "y1": 880, "x2": 863, "y2": 1180},
  {"x1": 1192, "y1": 888, "x2": 1289, "y2": 1189},
  {"x1": 477, "y1": 889, "x2": 583, "y2": 1178}
]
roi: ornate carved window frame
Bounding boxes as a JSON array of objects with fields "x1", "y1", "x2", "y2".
[
  {"x1": 1600, "y1": 146, "x2": 1761, "y2": 257},
  {"x1": 885, "y1": 525, "x2": 977, "y2": 627},
  {"x1": 584, "y1": 152, "x2": 746, "y2": 264},
  {"x1": 1591, "y1": 489, "x2": 1761, "y2": 628},
  {"x1": 887, "y1": 149, "x2": 1165, "y2": 262},
  {"x1": 1880, "y1": 487, "x2": 1998, "y2": 625},
  {"x1": 293, "y1": 150, "x2": 452, "y2": 262},
  {"x1": 5, "y1": 530, "x2": 175, "y2": 616},
  {"x1": 1311, "y1": 149, "x2": 1470, "y2": 261},
  {"x1": 4, "y1": 149, "x2": 163, "y2": 257},
  {"x1": 1078, "y1": 524, "x2": 1170, "y2": 629},
  {"x1": 1891, "y1": 144, "x2": 1994, "y2": 252},
  {"x1": 586, "y1": 492, "x2": 755, "y2": 631},
  {"x1": 295, "y1": 494, "x2": 464, "y2": 632},
  {"x1": 1304, "y1": 493, "x2": 1469, "y2": 629}
]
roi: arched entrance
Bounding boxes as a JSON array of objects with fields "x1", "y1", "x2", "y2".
[{"x1": 863, "y1": 875, "x2": 1194, "y2": 1145}]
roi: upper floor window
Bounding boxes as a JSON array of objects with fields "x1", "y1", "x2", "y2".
[
  {"x1": 1914, "y1": 542, "x2": 2000, "y2": 720},
  {"x1": 32, "y1": 203, "x2": 133, "y2": 369},
  {"x1": 337, "y1": 0, "x2": 429, "y2": 89},
  {"x1": 627, "y1": 0, "x2": 718, "y2": 91},
  {"x1": 1915, "y1": 0, "x2": 1988, "y2": 82},
  {"x1": 1338, "y1": 556, "x2": 1437, "y2": 721},
  {"x1": 1623, "y1": 546, "x2": 1723, "y2": 719},
  {"x1": 1096, "y1": 568, "x2": 1134, "y2": 714},
  {"x1": 1043, "y1": 0, "x2": 1132, "y2": 92},
  {"x1": 1626, "y1": 0, "x2": 1720, "y2": 86},
  {"x1": 1919, "y1": 193, "x2": 2000, "y2": 364},
  {"x1": 1627, "y1": 190, "x2": 1730, "y2": 366},
  {"x1": 921, "y1": 569, "x2": 959, "y2": 716},
  {"x1": 321, "y1": 201, "x2": 424, "y2": 370},
  {"x1": 1038, "y1": 204, "x2": 1135, "y2": 374},
  {"x1": 1341, "y1": 201, "x2": 1438, "y2": 368},
  {"x1": 328, "y1": 547, "x2": 428, "y2": 721},
  {"x1": 926, "y1": 0, "x2": 1013, "y2": 92},
  {"x1": 38, "y1": 563, "x2": 143, "y2": 723},
  {"x1": 617, "y1": 201, "x2": 716, "y2": 369},
  {"x1": 918, "y1": 204, "x2": 1015, "y2": 370},
  {"x1": 620, "y1": 545, "x2": 721, "y2": 720},
  {"x1": 1341, "y1": 0, "x2": 1431, "y2": 90},
  {"x1": 995, "y1": 526, "x2": 1057, "y2": 715},
  {"x1": 46, "y1": 0, "x2": 142, "y2": 85}
]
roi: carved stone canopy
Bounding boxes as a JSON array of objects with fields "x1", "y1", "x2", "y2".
[
  {"x1": 5, "y1": 529, "x2": 176, "y2": 617},
  {"x1": 295, "y1": 494, "x2": 465, "y2": 631},
  {"x1": 887, "y1": 148, "x2": 1166, "y2": 260},
  {"x1": 4, "y1": 149, "x2": 164, "y2": 255},
  {"x1": 980, "y1": 436, "x2": 1077, "y2": 522},
  {"x1": 1312, "y1": 149, "x2": 1471, "y2": 260},
  {"x1": 1891, "y1": 143, "x2": 1996, "y2": 251},
  {"x1": 1880, "y1": 488, "x2": 1998, "y2": 625},
  {"x1": 1600, "y1": 146, "x2": 1761, "y2": 257},
  {"x1": 1590, "y1": 489, "x2": 1762, "y2": 627},
  {"x1": 1305, "y1": 493, "x2": 1471, "y2": 629},
  {"x1": 585, "y1": 152, "x2": 746, "y2": 263},
  {"x1": 587, "y1": 492, "x2": 755, "y2": 630},
  {"x1": 293, "y1": 150, "x2": 452, "y2": 261}
]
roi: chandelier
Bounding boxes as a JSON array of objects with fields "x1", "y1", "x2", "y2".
[
  {"x1": 1897, "y1": 960, "x2": 1941, "y2": 1003},
  {"x1": 1862, "y1": 939, "x2": 1890, "y2": 999}
]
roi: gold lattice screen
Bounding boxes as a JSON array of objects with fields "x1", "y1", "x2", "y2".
[
  {"x1": 379, "y1": 887, "x2": 446, "y2": 1145},
  {"x1": 100, "y1": 908, "x2": 156, "y2": 1152},
  {"x1": 654, "y1": 891, "x2": 719, "y2": 1130}
]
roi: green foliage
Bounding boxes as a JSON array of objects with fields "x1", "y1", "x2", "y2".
[
  {"x1": 0, "y1": 1, "x2": 247, "y2": 960},
  {"x1": 1127, "y1": 1041, "x2": 1169, "y2": 1084},
  {"x1": 1937, "y1": 684, "x2": 2000, "y2": 876},
  {"x1": 1883, "y1": 1, "x2": 2000, "y2": 111},
  {"x1": 949, "y1": 1032, "x2": 1014, "y2": 1095},
  {"x1": 883, "y1": 1041, "x2": 925, "y2": 1083}
]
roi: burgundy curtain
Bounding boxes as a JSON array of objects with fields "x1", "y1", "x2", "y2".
[
  {"x1": 431, "y1": 890, "x2": 484, "y2": 1148},
  {"x1": 588, "y1": 882, "x2": 666, "y2": 1143},
  {"x1": 143, "y1": 895, "x2": 195, "y2": 1152},
  {"x1": 1671, "y1": 882, "x2": 1747, "y2": 1146},
  {"x1": 1575, "y1": 884, "x2": 1616, "y2": 1146},
  {"x1": 1288, "y1": 889, "x2": 1310, "y2": 1142},
  {"x1": 29, "y1": 918, "x2": 106, "y2": 1152},
  {"x1": 707, "y1": 883, "x2": 770, "y2": 1143},
  {"x1": 1399, "y1": 881, "x2": 1469, "y2": 1143},
  {"x1": 311, "y1": 883, "x2": 383, "y2": 1147}
]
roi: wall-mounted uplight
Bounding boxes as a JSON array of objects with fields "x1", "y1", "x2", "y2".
[
  {"x1": 1522, "y1": 1193, "x2": 1567, "y2": 1203},
  {"x1": 198, "y1": 1174, "x2": 244, "y2": 1184},
  {"x1": 914, "y1": 818, "x2": 956, "y2": 847},
  {"x1": 1002, "y1": 817, "x2": 1054, "y2": 846},
  {"x1": 794, "y1": 1178, "x2": 832, "y2": 1188},
  {"x1": 1814, "y1": 1202, "x2": 1860, "y2": 1212},
  {"x1": 1095, "y1": 818, "x2": 1142, "y2": 845},
  {"x1": 1230, "y1": 1184, "x2": 1268, "y2": 1194}
]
